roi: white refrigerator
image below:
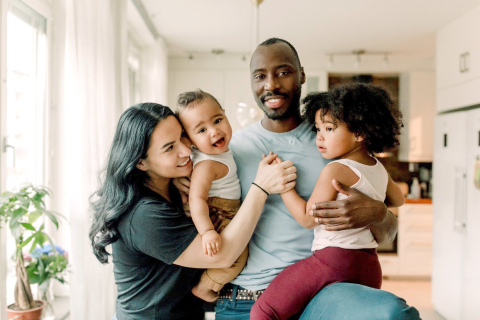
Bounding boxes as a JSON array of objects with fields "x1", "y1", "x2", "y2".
[{"x1": 432, "y1": 107, "x2": 480, "y2": 320}]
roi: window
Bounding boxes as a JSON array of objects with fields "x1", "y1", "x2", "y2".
[
  {"x1": 6, "y1": 0, "x2": 47, "y2": 189},
  {"x1": 5, "y1": 0, "x2": 48, "y2": 305}
]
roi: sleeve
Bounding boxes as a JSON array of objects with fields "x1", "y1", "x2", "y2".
[{"x1": 129, "y1": 199, "x2": 198, "y2": 264}]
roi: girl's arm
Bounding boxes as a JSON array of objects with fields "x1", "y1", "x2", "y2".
[
  {"x1": 174, "y1": 154, "x2": 297, "y2": 269},
  {"x1": 189, "y1": 160, "x2": 228, "y2": 256},
  {"x1": 385, "y1": 176, "x2": 405, "y2": 207},
  {"x1": 282, "y1": 162, "x2": 359, "y2": 229}
]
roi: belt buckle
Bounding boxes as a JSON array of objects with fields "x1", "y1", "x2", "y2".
[{"x1": 252, "y1": 290, "x2": 262, "y2": 301}]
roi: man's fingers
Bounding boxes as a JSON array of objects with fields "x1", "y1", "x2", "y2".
[{"x1": 311, "y1": 200, "x2": 339, "y2": 211}]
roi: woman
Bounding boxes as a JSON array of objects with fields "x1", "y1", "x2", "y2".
[{"x1": 89, "y1": 103, "x2": 296, "y2": 320}]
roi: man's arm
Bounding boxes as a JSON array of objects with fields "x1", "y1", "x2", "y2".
[{"x1": 310, "y1": 179, "x2": 397, "y2": 245}]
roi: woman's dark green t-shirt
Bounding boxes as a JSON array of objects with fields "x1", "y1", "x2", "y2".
[{"x1": 112, "y1": 188, "x2": 204, "y2": 319}]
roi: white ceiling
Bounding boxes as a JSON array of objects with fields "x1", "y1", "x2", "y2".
[{"x1": 142, "y1": 0, "x2": 480, "y2": 61}]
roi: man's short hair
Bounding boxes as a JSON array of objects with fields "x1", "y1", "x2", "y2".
[{"x1": 259, "y1": 38, "x2": 302, "y2": 68}]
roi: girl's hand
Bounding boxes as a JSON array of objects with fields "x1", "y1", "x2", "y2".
[
  {"x1": 254, "y1": 152, "x2": 297, "y2": 195},
  {"x1": 202, "y1": 230, "x2": 222, "y2": 257}
]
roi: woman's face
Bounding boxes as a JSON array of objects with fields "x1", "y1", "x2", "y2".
[{"x1": 136, "y1": 116, "x2": 192, "y2": 182}]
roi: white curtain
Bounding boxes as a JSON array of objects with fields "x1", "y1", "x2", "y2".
[
  {"x1": 141, "y1": 37, "x2": 169, "y2": 106},
  {"x1": 51, "y1": 0, "x2": 128, "y2": 319}
]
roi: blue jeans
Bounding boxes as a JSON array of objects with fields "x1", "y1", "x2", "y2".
[{"x1": 215, "y1": 283, "x2": 420, "y2": 320}]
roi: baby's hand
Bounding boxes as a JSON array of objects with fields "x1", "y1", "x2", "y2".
[{"x1": 202, "y1": 230, "x2": 221, "y2": 257}]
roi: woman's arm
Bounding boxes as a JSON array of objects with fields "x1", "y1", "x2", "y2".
[
  {"x1": 385, "y1": 176, "x2": 405, "y2": 207},
  {"x1": 174, "y1": 153, "x2": 297, "y2": 268},
  {"x1": 282, "y1": 163, "x2": 358, "y2": 229}
]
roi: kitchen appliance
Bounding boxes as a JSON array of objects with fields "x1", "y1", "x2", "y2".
[{"x1": 432, "y1": 107, "x2": 480, "y2": 320}]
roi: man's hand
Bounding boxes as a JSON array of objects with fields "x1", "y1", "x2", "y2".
[{"x1": 310, "y1": 179, "x2": 388, "y2": 231}]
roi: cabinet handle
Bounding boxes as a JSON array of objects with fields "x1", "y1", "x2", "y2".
[
  {"x1": 465, "y1": 52, "x2": 470, "y2": 72},
  {"x1": 460, "y1": 52, "x2": 470, "y2": 73},
  {"x1": 453, "y1": 167, "x2": 467, "y2": 233},
  {"x1": 460, "y1": 53, "x2": 465, "y2": 73}
]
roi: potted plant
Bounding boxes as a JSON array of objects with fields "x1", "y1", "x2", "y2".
[
  {"x1": 0, "y1": 185, "x2": 64, "y2": 319},
  {"x1": 25, "y1": 244, "x2": 69, "y2": 319}
]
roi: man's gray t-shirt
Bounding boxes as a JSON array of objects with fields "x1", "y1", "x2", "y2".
[{"x1": 230, "y1": 120, "x2": 329, "y2": 290}]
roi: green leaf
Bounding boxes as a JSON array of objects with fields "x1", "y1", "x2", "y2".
[
  {"x1": 28, "y1": 211, "x2": 42, "y2": 224},
  {"x1": 43, "y1": 210, "x2": 59, "y2": 229},
  {"x1": 20, "y1": 222, "x2": 35, "y2": 231}
]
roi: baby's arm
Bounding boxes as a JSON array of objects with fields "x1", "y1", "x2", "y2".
[
  {"x1": 189, "y1": 160, "x2": 228, "y2": 257},
  {"x1": 281, "y1": 162, "x2": 358, "y2": 229},
  {"x1": 385, "y1": 176, "x2": 405, "y2": 207}
]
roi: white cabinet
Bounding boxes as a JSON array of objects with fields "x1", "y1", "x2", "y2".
[
  {"x1": 398, "y1": 204, "x2": 433, "y2": 277},
  {"x1": 379, "y1": 203, "x2": 433, "y2": 278},
  {"x1": 432, "y1": 108, "x2": 480, "y2": 320},
  {"x1": 398, "y1": 72, "x2": 436, "y2": 162},
  {"x1": 436, "y1": 4, "x2": 480, "y2": 112}
]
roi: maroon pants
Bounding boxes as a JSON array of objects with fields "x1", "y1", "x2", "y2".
[{"x1": 250, "y1": 247, "x2": 382, "y2": 320}]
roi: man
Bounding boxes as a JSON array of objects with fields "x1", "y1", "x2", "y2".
[{"x1": 214, "y1": 38, "x2": 420, "y2": 319}]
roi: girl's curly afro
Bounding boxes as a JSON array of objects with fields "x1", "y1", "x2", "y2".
[{"x1": 302, "y1": 83, "x2": 403, "y2": 154}]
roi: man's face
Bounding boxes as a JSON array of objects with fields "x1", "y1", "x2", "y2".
[{"x1": 250, "y1": 42, "x2": 305, "y2": 120}]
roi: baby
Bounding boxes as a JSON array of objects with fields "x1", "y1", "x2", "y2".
[{"x1": 176, "y1": 89, "x2": 247, "y2": 302}]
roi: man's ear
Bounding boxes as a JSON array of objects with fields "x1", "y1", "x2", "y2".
[
  {"x1": 300, "y1": 67, "x2": 306, "y2": 85},
  {"x1": 136, "y1": 159, "x2": 148, "y2": 171}
]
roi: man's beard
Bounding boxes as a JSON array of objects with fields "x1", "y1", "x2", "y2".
[{"x1": 257, "y1": 85, "x2": 302, "y2": 121}]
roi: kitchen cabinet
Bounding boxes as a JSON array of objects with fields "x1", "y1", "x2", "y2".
[
  {"x1": 379, "y1": 203, "x2": 433, "y2": 278},
  {"x1": 397, "y1": 204, "x2": 433, "y2": 277},
  {"x1": 398, "y1": 72, "x2": 435, "y2": 162},
  {"x1": 432, "y1": 108, "x2": 480, "y2": 320},
  {"x1": 436, "y1": 4, "x2": 480, "y2": 112}
]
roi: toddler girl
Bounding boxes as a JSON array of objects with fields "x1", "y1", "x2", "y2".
[
  {"x1": 176, "y1": 89, "x2": 247, "y2": 302},
  {"x1": 251, "y1": 83, "x2": 405, "y2": 319}
]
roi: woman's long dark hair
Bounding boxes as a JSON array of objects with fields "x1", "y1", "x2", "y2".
[{"x1": 89, "y1": 103, "x2": 174, "y2": 263}]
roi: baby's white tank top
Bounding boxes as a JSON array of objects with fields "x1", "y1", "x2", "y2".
[
  {"x1": 191, "y1": 148, "x2": 241, "y2": 200},
  {"x1": 311, "y1": 158, "x2": 388, "y2": 251}
]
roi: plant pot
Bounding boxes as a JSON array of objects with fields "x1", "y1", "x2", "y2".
[{"x1": 6, "y1": 300, "x2": 45, "y2": 320}]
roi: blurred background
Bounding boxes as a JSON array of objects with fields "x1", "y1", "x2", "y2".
[{"x1": 1, "y1": 0, "x2": 480, "y2": 319}]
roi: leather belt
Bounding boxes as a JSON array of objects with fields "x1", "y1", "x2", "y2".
[{"x1": 218, "y1": 288, "x2": 265, "y2": 301}]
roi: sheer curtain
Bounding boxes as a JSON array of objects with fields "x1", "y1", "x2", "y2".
[
  {"x1": 141, "y1": 37, "x2": 169, "y2": 105},
  {"x1": 51, "y1": 0, "x2": 128, "y2": 318}
]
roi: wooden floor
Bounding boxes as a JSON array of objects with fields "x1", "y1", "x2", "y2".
[
  {"x1": 205, "y1": 279, "x2": 446, "y2": 320},
  {"x1": 382, "y1": 279, "x2": 446, "y2": 320}
]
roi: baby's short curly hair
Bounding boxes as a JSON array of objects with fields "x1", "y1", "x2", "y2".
[{"x1": 302, "y1": 83, "x2": 403, "y2": 154}]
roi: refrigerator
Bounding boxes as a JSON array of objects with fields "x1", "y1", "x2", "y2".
[{"x1": 432, "y1": 107, "x2": 480, "y2": 320}]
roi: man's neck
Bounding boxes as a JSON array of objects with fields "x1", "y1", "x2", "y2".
[{"x1": 261, "y1": 115, "x2": 302, "y2": 133}]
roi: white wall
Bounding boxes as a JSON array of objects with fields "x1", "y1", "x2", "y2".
[{"x1": 168, "y1": 53, "x2": 435, "y2": 132}]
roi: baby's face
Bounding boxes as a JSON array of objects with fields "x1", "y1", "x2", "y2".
[{"x1": 179, "y1": 97, "x2": 232, "y2": 155}]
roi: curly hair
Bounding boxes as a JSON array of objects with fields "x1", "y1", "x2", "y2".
[{"x1": 302, "y1": 83, "x2": 403, "y2": 154}]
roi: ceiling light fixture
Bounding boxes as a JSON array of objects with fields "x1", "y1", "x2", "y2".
[{"x1": 326, "y1": 49, "x2": 390, "y2": 69}]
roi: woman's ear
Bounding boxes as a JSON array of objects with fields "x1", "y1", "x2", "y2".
[{"x1": 136, "y1": 159, "x2": 148, "y2": 171}]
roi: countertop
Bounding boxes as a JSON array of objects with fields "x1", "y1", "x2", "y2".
[{"x1": 404, "y1": 198, "x2": 432, "y2": 204}]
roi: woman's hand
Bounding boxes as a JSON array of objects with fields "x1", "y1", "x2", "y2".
[{"x1": 254, "y1": 152, "x2": 297, "y2": 195}]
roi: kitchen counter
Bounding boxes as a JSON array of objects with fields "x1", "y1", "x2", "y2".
[{"x1": 405, "y1": 198, "x2": 432, "y2": 204}]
